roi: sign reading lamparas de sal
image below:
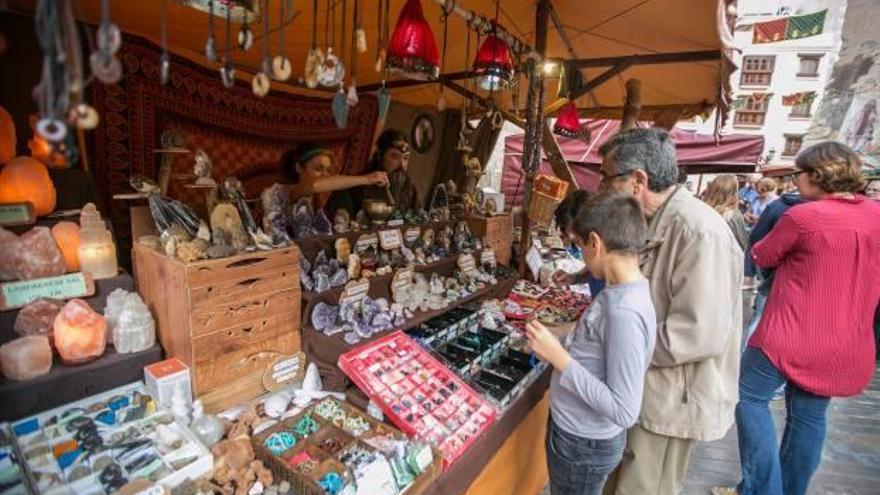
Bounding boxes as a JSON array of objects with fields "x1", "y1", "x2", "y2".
[
  {"x1": 0, "y1": 202, "x2": 36, "y2": 227},
  {"x1": 0, "y1": 272, "x2": 95, "y2": 310},
  {"x1": 262, "y1": 351, "x2": 307, "y2": 392},
  {"x1": 480, "y1": 249, "x2": 497, "y2": 268},
  {"x1": 404, "y1": 227, "x2": 421, "y2": 245},
  {"x1": 339, "y1": 277, "x2": 370, "y2": 306},
  {"x1": 355, "y1": 233, "x2": 379, "y2": 254},
  {"x1": 458, "y1": 253, "x2": 477, "y2": 278},
  {"x1": 391, "y1": 267, "x2": 414, "y2": 303},
  {"x1": 379, "y1": 229, "x2": 403, "y2": 250}
]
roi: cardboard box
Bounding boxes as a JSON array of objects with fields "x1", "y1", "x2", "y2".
[{"x1": 144, "y1": 357, "x2": 192, "y2": 410}]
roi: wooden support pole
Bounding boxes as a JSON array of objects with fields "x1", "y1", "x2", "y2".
[{"x1": 620, "y1": 79, "x2": 643, "y2": 133}]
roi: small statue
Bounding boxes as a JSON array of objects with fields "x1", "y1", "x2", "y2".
[
  {"x1": 260, "y1": 184, "x2": 291, "y2": 246},
  {"x1": 462, "y1": 153, "x2": 483, "y2": 197},
  {"x1": 335, "y1": 238, "x2": 351, "y2": 265},
  {"x1": 462, "y1": 192, "x2": 477, "y2": 216},
  {"x1": 347, "y1": 253, "x2": 361, "y2": 279},
  {"x1": 193, "y1": 149, "x2": 216, "y2": 186},
  {"x1": 454, "y1": 221, "x2": 472, "y2": 252},
  {"x1": 333, "y1": 209, "x2": 350, "y2": 234}
]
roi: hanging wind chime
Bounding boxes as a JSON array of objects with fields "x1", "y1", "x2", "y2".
[
  {"x1": 385, "y1": 0, "x2": 440, "y2": 80},
  {"x1": 272, "y1": 0, "x2": 292, "y2": 81},
  {"x1": 252, "y1": 0, "x2": 271, "y2": 97},
  {"x1": 219, "y1": 6, "x2": 236, "y2": 88}
]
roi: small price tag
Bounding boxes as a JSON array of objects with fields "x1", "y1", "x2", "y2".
[
  {"x1": 391, "y1": 267, "x2": 414, "y2": 303},
  {"x1": 355, "y1": 233, "x2": 379, "y2": 254},
  {"x1": 0, "y1": 272, "x2": 95, "y2": 310},
  {"x1": 379, "y1": 229, "x2": 402, "y2": 250},
  {"x1": 458, "y1": 253, "x2": 477, "y2": 277},
  {"x1": 526, "y1": 244, "x2": 542, "y2": 281},
  {"x1": 404, "y1": 227, "x2": 421, "y2": 244},
  {"x1": 263, "y1": 351, "x2": 307, "y2": 392},
  {"x1": 480, "y1": 249, "x2": 497, "y2": 268},
  {"x1": 0, "y1": 202, "x2": 35, "y2": 227},
  {"x1": 339, "y1": 278, "x2": 370, "y2": 306}
]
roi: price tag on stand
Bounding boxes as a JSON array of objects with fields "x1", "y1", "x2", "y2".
[
  {"x1": 404, "y1": 227, "x2": 421, "y2": 245},
  {"x1": 0, "y1": 202, "x2": 35, "y2": 227},
  {"x1": 458, "y1": 253, "x2": 477, "y2": 277},
  {"x1": 379, "y1": 229, "x2": 403, "y2": 250},
  {"x1": 339, "y1": 278, "x2": 370, "y2": 306},
  {"x1": 480, "y1": 249, "x2": 497, "y2": 268},
  {"x1": 0, "y1": 272, "x2": 95, "y2": 310},
  {"x1": 391, "y1": 267, "x2": 414, "y2": 303},
  {"x1": 263, "y1": 351, "x2": 307, "y2": 392},
  {"x1": 526, "y1": 243, "x2": 542, "y2": 281},
  {"x1": 354, "y1": 233, "x2": 379, "y2": 254}
]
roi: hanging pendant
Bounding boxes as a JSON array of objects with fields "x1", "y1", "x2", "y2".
[
  {"x1": 318, "y1": 48, "x2": 345, "y2": 88},
  {"x1": 71, "y1": 103, "x2": 100, "y2": 130},
  {"x1": 377, "y1": 86, "x2": 391, "y2": 122},
  {"x1": 205, "y1": 36, "x2": 217, "y2": 62},
  {"x1": 97, "y1": 22, "x2": 121, "y2": 56},
  {"x1": 272, "y1": 56, "x2": 292, "y2": 81},
  {"x1": 220, "y1": 61, "x2": 236, "y2": 88},
  {"x1": 252, "y1": 72, "x2": 271, "y2": 97},
  {"x1": 305, "y1": 48, "x2": 324, "y2": 89},
  {"x1": 238, "y1": 25, "x2": 254, "y2": 51},
  {"x1": 36, "y1": 118, "x2": 68, "y2": 143},
  {"x1": 332, "y1": 89, "x2": 349, "y2": 129},
  {"x1": 356, "y1": 28, "x2": 367, "y2": 54},
  {"x1": 346, "y1": 83, "x2": 359, "y2": 107},
  {"x1": 374, "y1": 48, "x2": 386, "y2": 73},
  {"x1": 89, "y1": 51, "x2": 122, "y2": 84},
  {"x1": 160, "y1": 52, "x2": 171, "y2": 85}
]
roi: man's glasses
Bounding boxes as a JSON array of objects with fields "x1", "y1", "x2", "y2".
[{"x1": 599, "y1": 171, "x2": 633, "y2": 184}]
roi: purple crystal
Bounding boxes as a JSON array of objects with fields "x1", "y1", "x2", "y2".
[
  {"x1": 311, "y1": 302, "x2": 339, "y2": 332},
  {"x1": 344, "y1": 331, "x2": 362, "y2": 345},
  {"x1": 329, "y1": 268, "x2": 348, "y2": 288},
  {"x1": 314, "y1": 272, "x2": 331, "y2": 293},
  {"x1": 372, "y1": 312, "x2": 393, "y2": 330},
  {"x1": 361, "y1": 297, "x2": 380, "y2": 323},
  {"x1": 354, "y1": 320, "x2": 373, "y2": 338},
  {"x1": 315, "y1": 210, "x2": 333, "y2": 236}
]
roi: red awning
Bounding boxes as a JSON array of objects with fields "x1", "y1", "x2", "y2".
[{"x1": 502, "y1": 120, "x2": 764, "y2": 206}]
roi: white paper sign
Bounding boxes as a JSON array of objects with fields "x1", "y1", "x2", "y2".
[
  {"x1": 339, "y1": 278, "x2": 370, "y2": 306},
  {"x1": 355, "y1": 233, "x2": 379, "y2": 254},
  {"x1": 379, "y1": 229, "x2": 403, "y2": 250},
  {"x1": 391, "y1": 267, "x2": 414, "y2": 303},
  {"x1": 526, "y1": 244, "x2": 542, "y2": 281},
  {"x1": 458, "y1": 254, "x2": 477, "y2": 277},
  {"x1": 404, "y1": 227, "x2": 421, "y2": 244},
  {"x1": 480, "y1": 249, "x2": 497, "y2": 268}
]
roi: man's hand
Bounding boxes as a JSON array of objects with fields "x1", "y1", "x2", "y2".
[{"x1": 525, "y1": 319, "x2": 572, "y2": 372}]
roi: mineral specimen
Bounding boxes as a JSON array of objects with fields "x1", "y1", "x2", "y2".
[
  {"x1": 0, "y1": 336, "x2": 53, "y2": 381},
  {"x1": 8, "y1": 226, "x2": 66, "y2": 280},
  {"x1": 14, "y1": 298, "x2": 63, "y2": 338},
  {"x1": 104, "y1": 289, "x2": 156, "y2": 353},
  {"x1": 311, "y1": 302, "x2": 339, "y2": 333},
  {"x1": 53, "y1": 299, "x2": 107, "y2": 364}
]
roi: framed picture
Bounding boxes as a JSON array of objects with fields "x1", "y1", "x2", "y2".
[{"x1": 411, "y1": 114, "x2": 435, "y2": 153}]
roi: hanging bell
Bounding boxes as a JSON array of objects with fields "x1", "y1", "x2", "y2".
[
  {"x1": 205, "y1": 36, "x2": 217, "y2": 62},
  {"x1": 252, "y1": 72, "x2": 270, "y2": 97},
  {"x1": 160, "y1": 52, "x2": 171, "y2": 85},
  {"x1": 377, "y1": 86, "x2": 391, "y2": 122},
  {"x1": 272, "y1": 55, "x2": 292, "y2": 81},
  {"x1": 332, "y1": 89, "x2": 349, "y2": 129},
  {"x1": 72, "y1": 103, "x2": 100, "y2": 130},
  {"x1": 238, "y1": 25, "x2": 254, "y2": 51},
  {"x1": 220, "y1": 61, "x2": 236, "y2": 88}
]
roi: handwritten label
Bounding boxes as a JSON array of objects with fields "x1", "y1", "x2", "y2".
[
  {"x1": 404, "y1": 227, "x2": 421, "y2": 244},
  {"x1": 458, "y1": 254, "x2": 477, "y2": 277},
  {"x1": 339, "y1": 278, "x2": 370, "y2": 306},
  {"x1": 391, "y1": 267, "x2": 414, "y2": 303},
  {"x1": 354, "y1": 233, "x2": 379, "y2": 254},
  {"x1": 0, "y1": 272, "x2": 95, "y2": 310},
  {"x1": 0, "y1": 202, "x2": 35, "y2": 227},
  {"x1": 379, "y1": 229, "x2": 402, "y2": 250},
  {"x1": 480, "y1": 249, "x2": 497, "y2": 268},
  {"x1": 526, "y1": 244, "x2": 542, "y2": 281},
  {"x1": 263, "y1": 351, "x2": 307, "y2": 392}
]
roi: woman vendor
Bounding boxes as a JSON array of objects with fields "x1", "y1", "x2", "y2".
[
  {"x1": 281, "y1": 142, "x2": 388, "y2": 211},
  {"x1": 325, "y1": 129, "x2": 421, "y2": 215}
]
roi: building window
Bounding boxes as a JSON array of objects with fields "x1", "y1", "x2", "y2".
[
  {"x1": 741, "y1": 55, "x2": 776, "y2": 86},
  {"x1": 783, "y1": 135, "x2": 804, "y2": 156},
  {"x1": 734, "y1": 95, "x2": 771, "y2": 126},
  {"x1": 797, "y1": 55, "x2": 822, "y2": 77},
  {"x1": 790, "y1": 100, "x2": 813, "y2": 118}
]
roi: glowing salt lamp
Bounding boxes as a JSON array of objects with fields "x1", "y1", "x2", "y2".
[
  {"x1": 53, "y1": 299, "x2": 107, "y2": 364},
  {"x1": 51, "y1": 221, "x2": 81, "y2": 272},
  {"x1": 0, "y1": 156, "x2": 57, "y2": 216},
  {"x1": 0, "y1": 106, "x2": 15, "y2": 165},
  {"x1": 78, "y1": 203, "x2": 118, "y2": 279}
]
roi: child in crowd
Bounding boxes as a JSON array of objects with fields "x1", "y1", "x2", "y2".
[{"x1": 526, "y1": 192, "x2": 657, "y2": 495}]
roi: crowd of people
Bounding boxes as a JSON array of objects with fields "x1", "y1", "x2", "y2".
[{"x1": 525, "y1": 128, "x2": 880, "y2": 495}]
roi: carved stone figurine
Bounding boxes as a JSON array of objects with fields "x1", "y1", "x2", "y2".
[
  {"x1": 260, "y1": 184, "x2": 292, "y2": 246},
  {"x1": 221, "y1": 177, "x2": 272, "y2": 250},
  {"x1": 193, "y1": 149, "x2": 216, "y2": 186}
]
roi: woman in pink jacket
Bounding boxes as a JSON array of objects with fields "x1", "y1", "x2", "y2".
[{"x1": 727, "y1": 142, "x2": 880, "y2": 495}]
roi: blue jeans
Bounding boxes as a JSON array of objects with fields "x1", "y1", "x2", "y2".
[
  {"x1": 545, "y1": 418, "x2": 625, "y2": 495},
  {"x1": 736, "y1": 348, "x2": 831, "y2": 495},
  {"x1": 743, "y1": 291, "x2": 767, "y2": 351}
]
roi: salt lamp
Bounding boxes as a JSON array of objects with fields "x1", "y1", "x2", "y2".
[
  {"x1": 53, "y1": 299, "x2": 107, "y2": 364},
  {"x1": 51, "y1": 222, "x2": 81, "y2": 272},
  {"x1": 78, "y1": 203, "x2": 118, "y2": 279},
  {"x1": 0, "y1": 336, "x2": 52, "y2": 381},
  {"x1": 0, "y1": 156, "x2": 57, "y2": 216},
  {"x1": 0, "y1": 106, "x2": 15, "y2": 165}
]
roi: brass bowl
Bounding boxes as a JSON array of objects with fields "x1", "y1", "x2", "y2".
[{"x1": 364, "y1": 199, "x2": 393, "y2": 223}]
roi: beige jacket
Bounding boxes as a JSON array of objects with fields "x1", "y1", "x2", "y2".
[{"x1": 638, "y1": 188, "x2": 744, "y2": 442}]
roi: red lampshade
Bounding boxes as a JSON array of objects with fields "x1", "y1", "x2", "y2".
[
  {"x1": 553, "y1": 101, "x2": 590, "y2": 141},
  {"x1": 473, "y1": 33, "x2": 514, "y2": 90},
  {"x1": 386, "y1": 0, "x2": 440, "y2": 80}
]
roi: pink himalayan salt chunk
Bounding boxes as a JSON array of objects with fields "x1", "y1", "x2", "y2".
[
  {"x1": 14, "y1": 298, "x2": 64, "y2": 338},
  {"x1": 10, "y1": 226, "x2": 66, "y2": 280},
  {"x1": 53, "y1": 299, "x2": 107, "y2": 364},
  {"x1": 0, "y1": 335, "x2": 53, "y2": 381},
  {"x1": 0, "y1": 227, "x2": 19, "y2": 281}
]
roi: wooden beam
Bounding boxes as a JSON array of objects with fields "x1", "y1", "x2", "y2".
[
  {"x1": 442, "y1": 80, "x2": 525, "y2": 127},
  {"x1": 357, "y1": 71, "x2": 477, "y2": 93},
  {"x1": 544, "y1": 57, "x2": 638, "y2": 116},
  {"x1": 573, "y1": 50, "x2": 721, "y2": 68}
]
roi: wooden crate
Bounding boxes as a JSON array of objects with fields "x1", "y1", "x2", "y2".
[
  {"x1": 133, "y1": 244, "x2": 301, "y2": 412},
  {"x1": 467, "y1": 214, "x2": 513, "y2": 266}
]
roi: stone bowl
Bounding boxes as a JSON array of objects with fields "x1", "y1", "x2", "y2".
[{"x1": 364, "y1": 199, "x2": 393, "y2": 223}]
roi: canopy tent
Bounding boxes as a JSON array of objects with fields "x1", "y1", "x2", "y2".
[
  {"x1": 501, "y1": 120, "x2": 764, "y2": 204},
  {"x1": 6, "y1": 0, "x2": 736, "y2": 124}
]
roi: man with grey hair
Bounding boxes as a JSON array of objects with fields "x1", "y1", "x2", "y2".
[{"x1": 599, "y1": 128, "x2": 744, "y2": 495}]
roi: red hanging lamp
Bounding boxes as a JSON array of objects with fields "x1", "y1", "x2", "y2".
[
  {"x1": 553, "y1": 101, "x2": 590, "y2": 141},
  {"x1": 473, "y1": 31, "x2": 514, "y2": 91},
  {"x1": 386, "y1": 0, "x2": 440, "y2": 80}
]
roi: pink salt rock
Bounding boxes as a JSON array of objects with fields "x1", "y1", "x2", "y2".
[
  {"x1": 0, "y1": 335, "x2": 53, "y2": 381},
  {"x1": 11, "y1": 226, "x2": 66, "y2": 280},
  {"x1": 0, "y1": 227, "x2": 19, "y2": 281},
  {"x1": 53, "y1": 299, "x2": 107, "y2": 364},
  {"x1": 14, "y1": 298, "x2": 64, "y2": 338}
]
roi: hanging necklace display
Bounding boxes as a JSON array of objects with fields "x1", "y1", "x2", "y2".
[
  {"x1": 63, "y1": 0, "x2": 98, "y2": 131},
  {"x1": 159, "y1": 0, "x2": 170, "y2": 85},
  {"x1": 318, "y1": 0, "x2": 344, "y2": 88},
  {"x1": 96, "y1": 0, "x2": 120, "y2": 56},
  {"x1": 437, "y1": 4, "x2": 451, "y2": 112},
  {"x1": 374, "y1": 0, "x2": 389, "y2": 73},
  {"x1": 346, "y1": 0, "x2": 359, "y2": 107},
  {"x1": 252, "y1": 0, "x2": 271, "y2": 97},
  {"x1": 34, "y1": 0, "x2": 69, "y2": 143},
  {"x1": 219, "y1": 6, "x2": 235, "y2": 88},
  {"x1": 304, "y1": 0, "x2": 324, "y2": 89},
  {"x1": 89, "y1": 0, "x2": 122, "y2": 84},
  {"x1": 238, "y1": 10, "x2": 254, "y2": 51},
  {"x1": 355, "y1": 0, "x2": 366, "y2": 54},
  {"x1": 330, "y1": 0, "x2": 348, "y2": 128},
  {"x1": 205, "y1": 0, "x2": 217, "y2": 61},
  {"x1": 272, "y1": 0, "x2": 292, "y2": 81}
]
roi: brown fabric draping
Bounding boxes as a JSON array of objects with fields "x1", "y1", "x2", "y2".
[{"x1": 428, "y1": 110, "x2": 465, "y2": 196}]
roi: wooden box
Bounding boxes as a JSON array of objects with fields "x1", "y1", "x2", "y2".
[
  {"x1": 467, "y1": 214, "x2": 513, "y2": 266},
  {"x1": 133, "y1": 244, "x2": 301, "y2": 412}
]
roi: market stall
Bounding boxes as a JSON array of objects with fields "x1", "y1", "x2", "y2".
[{"x1": 0, "y1": 0, "x2": 739, "y2": 493}]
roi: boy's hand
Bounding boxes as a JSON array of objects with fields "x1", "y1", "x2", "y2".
[
  {"x1": 551, "y1": 270, "x2": 572, "y2": 286},
  {"x1": 525, "y1": 319, "x2": 572, "y2": 372}
]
